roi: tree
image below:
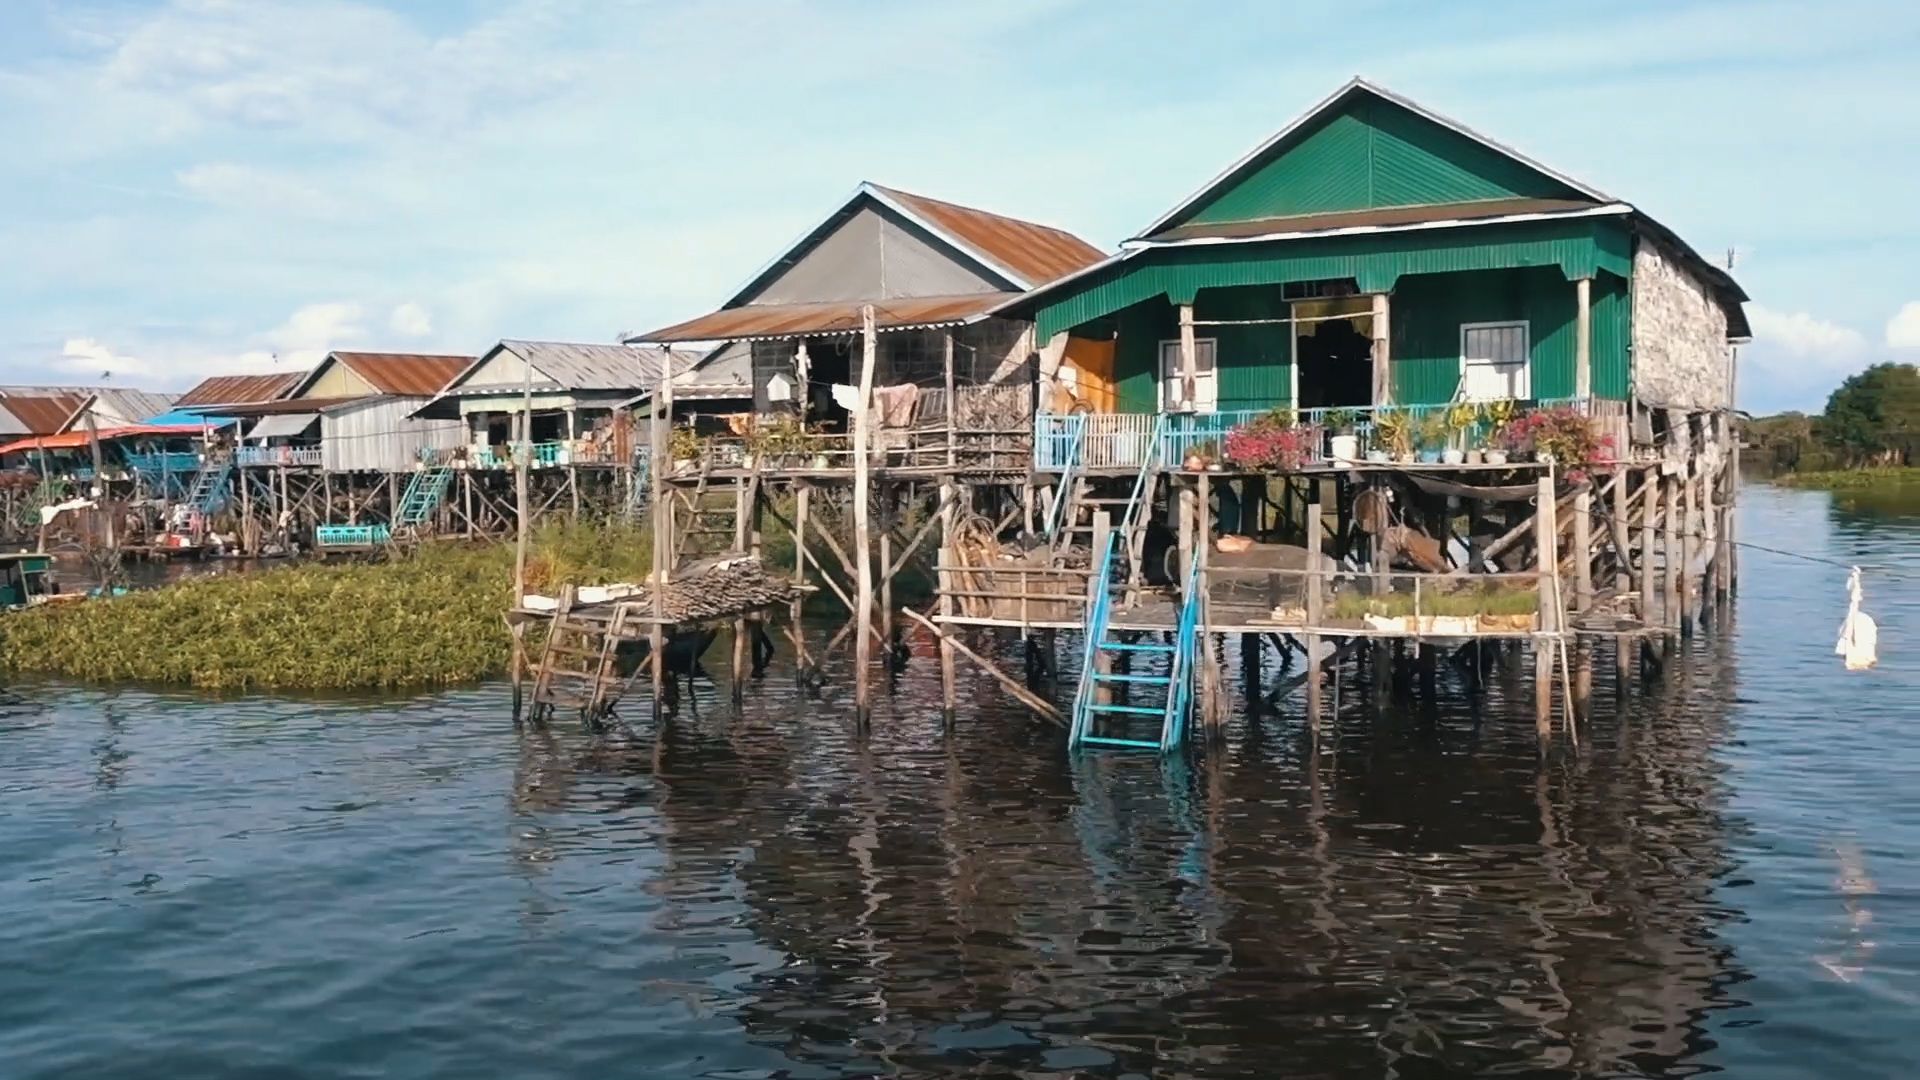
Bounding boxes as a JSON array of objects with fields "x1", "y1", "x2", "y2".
[{"x1": 1822, "y1": 362, "x2": 1920, "y2": 466}]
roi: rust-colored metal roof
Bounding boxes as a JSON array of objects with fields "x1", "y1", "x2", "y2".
[
  {"x1": 176, "y1": 372, "x2": 304, "y2": 408},
  {"x1": 327, "y1": 352, "x2": 475, "y2": 397},
  {"x1": 0, "y1": 393, "x2": 88, "y2": 434},
  {"x1": 1145, "y1": 197, "x2": 1599, "y2": 242},
  {"x1": 872, "y1": 185, "x2": 1108, "y2": 287},
  {"x1": 633, "y1": 293, "x2": 1019, "y2": 344}
]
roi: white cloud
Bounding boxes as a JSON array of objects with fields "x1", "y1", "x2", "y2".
[
  {"x1": 1746, "y1": 304, "x2": 1867, "y2": 358},
  {"x1": 388, "y1": 302, "x2": 432, "y2": 338},
  {"x1": 175, "y1": 162, "x2": 340, "y2": 217},
  {"x1": 262, "y1": 301, "x2": 364, "y2": 365},
  {"x1": 58, "y1": 337, "x2": 152, "y2": 378},
  {"x1": 1886, "y1": 301, "x2": 1920, "y2": 348}
]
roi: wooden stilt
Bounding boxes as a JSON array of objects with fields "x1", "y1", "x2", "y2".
[
  {"x1": 937, "y1": 478, "x2": 958, "y2": 726},
  {"x1": 1663, "y1": 471, "x2": 1681, "y2": 646},
  {"x1": 1572, "y1": 486, "x2": 1592, "y2": 615},
  {"x1": 1680, "y1": 463, "x2": 1697, "y2": 638},
  {"x1": 852, "y1": 305, "x2": 877, "y2": 731},
  {"x1": 1305, "y1": 500, "x2": 1324, "y2": 735},
  {"x1": 1535, "y1": 475, "x2": 1558, "y2": 743},
  {"x1": 649, "y1": 354, "x2": 671, "y2": 718}
]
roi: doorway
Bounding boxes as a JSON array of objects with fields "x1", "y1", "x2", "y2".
[{"x1": 1291, "y1": 297, "x2": 1374, "y2": 409}]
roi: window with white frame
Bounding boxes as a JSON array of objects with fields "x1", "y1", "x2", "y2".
[
  {"x1": 1459, "y1": 321, "x2": 1530, "y2": 401},
  {"x1": 1158, "y1": 337, "x2": 1218, "y2": 410}
]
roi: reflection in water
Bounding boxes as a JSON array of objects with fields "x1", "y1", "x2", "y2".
[{"x1": 4, "y1": 483, "x2": 1918, "y2": 1078}]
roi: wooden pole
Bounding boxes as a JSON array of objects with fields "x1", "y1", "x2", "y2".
[
  {"x1": 1677, "y1": 467, "x2": 1694, "y2": 638},
  {"x1": 1611, "y1": 464, "x2": 1632, "y2": 686},
  {"x1": 937, "y1": 478, "x2": 958, "y2": 726},
  {"x1": 853, "y1": 304, "x2": 877, "y2": 729},
  {"x1": 878, "y1": 490, "x2": 895, "y2": 662},
  {"x1": 1639, "y1": 465, "x2": 1659, "y2": 660},
  {"x1": 1305, "y1": 500, "x2": 1324, "y2": 736},
  {"x1": 1197, "y1": 471, "x2": 1221, "y2": 740},
  {"x1": 730, "y1": 473, "x2": 752, "y2": 704},
  {"x1": 510, "y1": 406, "x2": 531, "y2": 722},
  {"x1": 650, "y1": 353, "x2": 671, "y2": 716},
  {"x1": 1535, "y1": 474, "x2": 1557, "y2": 742},
  {"x1": 1574, "y1": 276, "x2": 1592, "y2": 401},
  {"x1": 1572, "y1": 486, "x2": 1592, "y2": 614},
  {"x1": 1370, "y1": 292, "x2": 1391, "y2": 406},
  {"x1": 791, "y1": 482, "x2": 811, "y2": 672},
  {"x1": 1177, "y1": 302, "x2": 1198, "y2": 410},
  {"x1": 1663, "y1": 471, "x2": 1681, "y2": 642},
  {"x1": 944, "y1": 330, "x2": 958, "y2": 470}
]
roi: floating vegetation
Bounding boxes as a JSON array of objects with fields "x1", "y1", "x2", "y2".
[{"x1": 0, "y1": 509, "x2": 869, "y2": 692}]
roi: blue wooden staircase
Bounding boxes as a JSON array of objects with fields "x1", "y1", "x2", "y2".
[
  {"x1": 1067, "y1": 415, "x2": 1201, "y2": 754},
  {"x1": 184, "y1": 458, "x2": 232, "y2": 515},
  {"x1": 394, "y1": 467, "x2": 453, "y2": 529}
]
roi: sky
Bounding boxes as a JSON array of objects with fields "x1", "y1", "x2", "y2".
[{"x1": 0, "y1": 0, "x2": 1915, "y2": 414}]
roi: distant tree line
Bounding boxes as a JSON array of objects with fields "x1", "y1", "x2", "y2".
[{"x1": 1747, "y1": 362, "x2": 1918, "y2": 473}]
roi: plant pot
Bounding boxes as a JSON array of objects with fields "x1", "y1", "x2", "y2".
[
  {"x1": 1441, "y1": 449, "x2": 1466, "y2": 465},
  {"x1": 1417, "y1": 450, "x2": 1442, "y2": 464},
  {"x1": 1365, "y1": 450, "x2": 1390, "y2": 463},
  {"x1": 1464, "y1": 449, "x2": 1484, "y2": 465},
  {"x1": 1329, "y1": 434, "x2": 1359, "y2": 463},
  {"x1": 1428, "y1": 615, "x2": 1476, "y2": 636},
  {"x1": 1483, "y1": 449, "x2": 1508, "y2": 465},
  {"x1": 1395, "y1": 452, "x2": 1416, "y2": 464}
]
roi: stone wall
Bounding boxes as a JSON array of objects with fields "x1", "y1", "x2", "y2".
[{"x1": 1631, "y1": 240, "x2": 1732, "y2": 410}]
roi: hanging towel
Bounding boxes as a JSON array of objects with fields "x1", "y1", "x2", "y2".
[{"x1": 1835, "y1": 567, "x2": 1879, "y2": 671}]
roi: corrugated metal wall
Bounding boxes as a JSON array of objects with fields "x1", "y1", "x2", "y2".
[
  {"x1": 1391, "y1": 266, "x2": 1595, "y2": 404},
  {"x1": 321, "y1": 397, "x2": 465, "y2": 473},
  {"x1": 1184, "y1": 96, "x2": 1578, "y2": 226},
  {"x1": 1036, "y1": 219, "x2": 1632, "y2": 341},
  {"x1": 1591, "y1": 275, "x2": 1631, "y2": 399},
  {"x1": 1208, "y1": 287, "x2": 1292, "y2": 411}
]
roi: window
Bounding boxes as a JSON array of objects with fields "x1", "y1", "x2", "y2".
[
  {"x1": 1158, "y1": 337, "x2": 1218, "y2": 411},
  {"x1": 1459, "y1": 321, "x2": 1530, "y2": 401}
]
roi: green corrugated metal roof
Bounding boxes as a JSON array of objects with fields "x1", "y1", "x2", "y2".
[{"x1": 1181, "y1": 93, "x2": 1584, "y2": 228}]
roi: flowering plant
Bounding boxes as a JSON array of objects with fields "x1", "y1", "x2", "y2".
[
  {"x1": 1500, "y1": 406, "x2": 1614, "y2": 472},
  {"x1": 1225, "y1": 415, "x2": 1316, "y2": 471}
]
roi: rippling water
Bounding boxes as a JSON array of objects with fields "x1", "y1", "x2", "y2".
[{"x1": 2, "y1": 483, "x2": 1916, "y2": 1079}]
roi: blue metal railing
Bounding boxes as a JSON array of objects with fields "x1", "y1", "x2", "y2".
[
  {"x1": 1160, "y1": 548, "x2": 1205, "y2": 751},
  {"x1": 316, "y1": 523, "x2": 391, "y2": 548},
  {"x1": 1068, "y1": 416, "x2": 1166, "y2": 750},
  {"x1": 1042, "y1": 414, "x2": 1087, "y2": 541}
]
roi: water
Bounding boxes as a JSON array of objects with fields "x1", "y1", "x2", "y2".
[{"x1": 2, "y1": 483, "x2": 1915, "y2": 1078}]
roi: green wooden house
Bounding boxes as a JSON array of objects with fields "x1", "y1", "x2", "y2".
[{"x1": 1008, "y1": 78, "x2": 1748, "y2": 466}]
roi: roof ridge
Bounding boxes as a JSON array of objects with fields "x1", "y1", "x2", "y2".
[{"x1": 866, "y1": 182, "x2": 1087, "y2": 239}]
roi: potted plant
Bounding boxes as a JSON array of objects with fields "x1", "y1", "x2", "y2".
[
  {"x1": 1183, "y1": 439, "x2": 1219, "y2": 471},
  {"x1": 1444, "y1": 402, "x2": 1479, "y2": 465},
  {"x1": 1224, "y1": 418, "x2": 1314, "y2": 472},
  {"x1": 1480, "y1": 400, "x2": 1516, "y2": 465},
  {"x1": 1415, "y1": 412, "x2": 1448, "y2": 463},
  {"x1": 668, "y1": 425, "x2": 702, "y2": 473},
  {"x1": 1373, "y1": 407, "x2": 1412, "y2": 463},
  {"x1": 1324, "y1": 408, "x2": 1361, "y2": 463}
]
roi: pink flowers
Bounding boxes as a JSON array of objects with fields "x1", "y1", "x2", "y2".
[
  {"x1": 1500, "y1": 406, "x2": 1613, "y2": 468},
  {"x1": 1225, "y1": 417, "x2": 1317, "y2": 471}
]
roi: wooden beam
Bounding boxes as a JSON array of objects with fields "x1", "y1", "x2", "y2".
[
  {"x1": 1178, "y1": 302, "x2": 1197, "y2": 410},
  {"x1": 903, "y1": 608, "x2": 1063, "y2": 726},
  {"x1": 1574, "y1": 276, "x2": 1592, "y2": 400}
]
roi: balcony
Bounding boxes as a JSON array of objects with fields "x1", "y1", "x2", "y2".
[{"x1": 235, "y1": 446, "x2": 322, "y2": 467}]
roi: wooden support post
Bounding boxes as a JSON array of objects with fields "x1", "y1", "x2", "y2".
[
  {"x1": 1305, "y1": 500, "x2": 1324, "y2": 735},
  {"x1": 944, "y1": 331, "x2": 958, "y2": 470},
  {"x1": 1574, "y1": 276, "x2": 1593, "y2": 401},
  {"x1": 1535, "y1": 475, "x2": 1557, "y2": 743},
  {"x1": 1640, "y1": 465, "x2": 1659, "y2": 660},
  {"x1": 462, "y1": 470, "x2": 475, "y2": 539},
  {"x1": 792, "y1": 483, "x2": 811, "y2": 671},
  {"x1": 1612, "y1": 465, "x2": 1632, "y2": 686},
  {"x1": 937, "y1": 478, "x2": 958, "y2": 726},
  {"x1": 1197, "y1": 471, "x2": 1222, "y2": 740},
  {"x1": 853, "y1": 304, "x2": 877, "y2": 730},
  {"x1": 238, "y1": 456, "x2": 254, "y2": 555},
  {"x1": 1727, "y1": 414, "x2": 1740, "y2": 596},
  {"x1": 1663, "y1": 472, "x2": 1681, "y2": 641},
  {"x1": 1370, "y1": 292, "x2": 1391, "y2": 406},
  {"x1": 649, "y1": 353, "x2": 671, "y2": 717},
  {"x1": 1177, "y1": 302, "x2": 1198, "y2": 410},
  {"x1": 730, "y1": 475, "x2": 752, "y2": 704},
  {"x1": 1680, "y1": 463, "x2": 1697, "y2": 638},
  {"x1": 1572, "y1": 486, "x2": 1592, "y2": 614},
  {"x1": 878, "y1": 491, "x2": 895, "y2": 663},
  {"x1": 1176, "y1": 480, "x2": 1195, "y2": 583}
]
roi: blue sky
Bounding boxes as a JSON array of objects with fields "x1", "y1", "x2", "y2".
[{"x1": 0, "y1": 0, "x2": 1915, "y2": 413}]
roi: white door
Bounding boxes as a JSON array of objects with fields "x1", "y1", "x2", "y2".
[
  {"x1": 1459, "y1": 321, "x2": 1530, "y2": 401},
  {"x1": 1159, "y1": 338, "x2": 1218, "y2": 412}
]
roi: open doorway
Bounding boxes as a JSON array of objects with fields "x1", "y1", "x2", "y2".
[
  {"x1": 801, "y1": 337, "x2": 854, "y2": 433},
  {"x1": 1291, "y1": 296, "x2": 1374, "y2": 409}
]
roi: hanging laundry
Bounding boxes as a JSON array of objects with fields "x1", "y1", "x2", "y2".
[{"x1": 1835, "y1": 566, "x2": 1879, "y2": 671}]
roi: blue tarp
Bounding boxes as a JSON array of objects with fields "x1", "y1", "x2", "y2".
[{"x1": 142, "y1": 409, "x2": 237, "y2": 428}]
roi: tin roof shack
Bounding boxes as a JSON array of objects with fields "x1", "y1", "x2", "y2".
[
  {"x1": 628, "y1": 182, "x2": 1105, "y2": 471},
  {"x1": 1001, "y1": 78, "x2": 1748, "y2": 469},
  {"x1": 59, "y1": 389, "x2": 179, "y2": 432},
  {"x1": 281, "y1": 352, "x2": 471, "y2": 473},
  {"x1": 415, "y1": 340, "x2": 715, "y2": 468}
]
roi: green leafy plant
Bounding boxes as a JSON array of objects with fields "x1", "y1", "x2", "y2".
[{"x1": 1373, "y1": 407, "x2": 1413, "y2": 458}]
